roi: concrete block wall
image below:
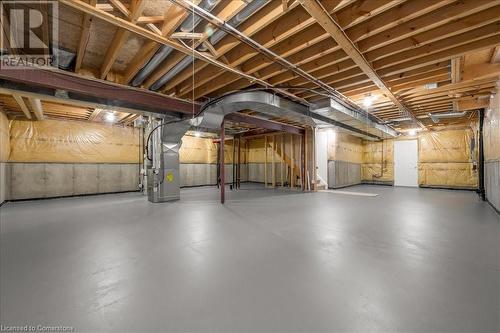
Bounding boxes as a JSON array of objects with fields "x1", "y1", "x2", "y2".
[
  {"x1": 328, "y1": 160, "x2": 361, "y2": 189},
  {"x1": 5, "y1": 163, "x2": 140, "y2": 200},
  {"x1": 485, "y1": 161, "x2": 500, "y2": 212}
]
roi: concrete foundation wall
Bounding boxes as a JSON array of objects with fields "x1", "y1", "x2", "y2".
[
  {"x1": 485, "y1": 161, "x2": 500, "y2": 212},
  {"x1": 247, "y1": 163, "x2": 292, "y2": 185},
  {"x1": 179, "y1": 163, "x2": 248, "y2": 187},
  {"x1": 328, "y1": 160, "x2": 361, "y2": 189},
  {"x1": 5, "y1": 163, "x2": 141, "y2": 200},
  {"x1": 0, "y1": 162, "x2": 6, "y2": 204},
  {"x1": 3, "y1": 163, "x2": 251, "y2": 200}
]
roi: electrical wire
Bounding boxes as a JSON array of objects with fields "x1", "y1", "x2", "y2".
[{"x1": 145, "y1": 119, "x2": 185, "y2": 161}]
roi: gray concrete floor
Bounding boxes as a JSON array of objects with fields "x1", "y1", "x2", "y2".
[{"x1": 1, "y1": 185, "x2": 499, "y2": 332}]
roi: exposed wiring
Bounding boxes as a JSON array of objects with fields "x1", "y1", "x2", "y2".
[{"x1": 145, "y1": 119, "x2": 185, "y2": 161}]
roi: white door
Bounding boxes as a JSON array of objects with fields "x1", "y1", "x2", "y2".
[
  {"x1": 394, "y1": 139, "x2": 418, "y2": 187},
  {"x1": 315, "y1": 130, "x2": 328, "y2": 185}
]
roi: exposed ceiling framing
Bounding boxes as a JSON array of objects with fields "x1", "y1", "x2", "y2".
[{"x1": 0, "y1": 0, "x2": 498, "y2": 131}]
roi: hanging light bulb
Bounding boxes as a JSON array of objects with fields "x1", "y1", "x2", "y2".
[
  {"x1": 408, "y1": 129, "x2": 417, "y2": 136},
  {"x1": 194, "y1": 131, "x2": 201, "y2": 137}
]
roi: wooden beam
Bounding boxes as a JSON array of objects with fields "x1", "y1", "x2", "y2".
[
  {"x1": 12, "y1": 94, "x2": 32, "y2": 119},
  {"x1": 298, "y1": 0, "x2": 423, "y2": 128},
  {"x1": 122, "y1": 4, "x2": 188, "y2": 84},
  {"x1": 451, "y1": 57, "x2": 462, "y2": 111},
  {"x1": 490, "y1": 46, "x2": 500, "y2": 64},
  {"x1": 88, "y1": 107, "x2": 102, "y2": 121},
  {"x1": 75, "y1": 0, "x2": 97, "y2": 73},
  {"x1": 100, "y1": 0, "x2": 146, "y2": 79},
  {"x1": 108, "y1": 0, "x2": 130, "y2": 17},
  {"x1": 28, "y1": 98, "x2": 44, "y2": 120}
]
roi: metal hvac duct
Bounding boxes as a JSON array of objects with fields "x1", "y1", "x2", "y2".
[
  {"x1": 146, "y1": 90, "x2": 398, "y2": 202},
  {"x1": 311, "y1": 98, "x2": 399, "y2": 139},
  {"x1": 149, "y1": 0, "x2": 270, "y2": 91},
  {"x1": 197, "y1": 91, "x2": 398, "y2": 140},
  {"x1": 146, "y1": 118, "x2": 196, "y2": 202},
  {"x1": 131, "y1": 0, "x2": 219, "y2": 87},
  {"x1": 428, "y1": 111, "x2": 468, "y2": 123}
]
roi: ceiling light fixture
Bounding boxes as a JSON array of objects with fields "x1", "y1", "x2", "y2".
[
  {"x1": 363, "y1": 94, "x2": 376, "y2": 108},
  {"x1": 105, "y1": 112, "x2": 115, "y2": 122}
]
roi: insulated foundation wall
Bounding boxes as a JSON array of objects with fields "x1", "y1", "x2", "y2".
[
  {"x1": 0, "y1": 111, "x2": 10, "y2": 204},
  {"x1": 5, "y1": 163, "x2": 140, "y2": 200},
  {"x1": 485, "y1": 84, "x2": 500, "y2": 211},
  {"x1": 3, "y1": 119, "x2": 251, "y2": 200},
  {"x1": 326, "y1": 131, "x2": 362, "y2": 188},
  {"x1": 362, "y1": 139, "x2": 394, "y2": 185},
  {"x1": 418, "y1": 129, "x2": 478, "y2": 189}
]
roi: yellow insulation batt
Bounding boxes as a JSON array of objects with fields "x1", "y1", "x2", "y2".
[
  {"x1": 327, "y1": 131, "x2": 362, "y2": 164},
  {"x1": 418, "y1": 128, "x2": 478, "y2": 188},
  {"x1": 484, "y1": 87, "x2": 500, "y2": 161},
  {"x1": 180, "y1": 136, "x2": 218, "y2": 164},
  {"x1": 0, "y1": 111, "x2": 9, "y2": 162},
  {"x1": 179, "y1": 136, "x2": 247, "y2": 164},
  {"x1": 362, "y1": 139, "x2": 394, "y2": 182},
  {"x1": 9, "y1": 119, "x2": 141, "y2": 163},
  {"x1": 418, "y1": 129, "x2": 475, "y2": 163},
  {"x1": 247, "y1": 135, "x2": 298, "y2": 164},
  {"x1": 419, "y1": 162, "x2": 477, "y2": 188}
]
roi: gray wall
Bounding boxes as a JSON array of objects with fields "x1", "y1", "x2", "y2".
[
  {"x1": 247, "y1": 163, "x2": 294, "y2": 185},
  {"x1": 2, "y1": 163, "x2": 251, "y2": 201},
  {"x1": 5, "y1": 163, "x2": 141, "y2": 200},
  {"x1": 179, "y1": 163, "x2": 248, "y2": 187},
  {"x1": 485, "y1": 161, "x2": 500, "y2": 212},
  {"x1": 328, "y1": 160, "x2": 361, "y2": 189},
  {"x1": 0, "y1": 162, "x2": 6, "y2": 204}
]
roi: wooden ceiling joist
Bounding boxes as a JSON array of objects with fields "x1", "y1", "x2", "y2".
[
  {"x1": 28, "y1": 98, "x2": 44, "y2": 120},
  {"x1": 298, "y1": 0, "x2": 422, "y2": 127},
  {"x1": 12, "y1": 94, "x2": 32, "y2": 119}
]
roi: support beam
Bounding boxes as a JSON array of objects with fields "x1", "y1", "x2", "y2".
[
  {"x1": 12, "y1": 94, "x2": 32, "y2": 119},
  {"x1": 264, "y1": 135, "x2": 268, "y2": 188},
  {"x1": 100, "y1": 0, "x2": 146, "y2": 79},
  {"x1": 298, "y1": 0, "x2": 424, "y2": 128},
  {"x1": 220, "y1": 120, "x2": 225, "y2": 204},
  {"x1": 28, "y1": 98, "x2": 44, "y2": 120},
  {"x1": 0, "y1": 66, "x2": 200, "y2": 116},
  {"x1": 60, "y1": 0, "x2": 302, "y2": 103}
]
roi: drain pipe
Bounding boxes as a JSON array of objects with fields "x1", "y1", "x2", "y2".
[
  {"x1": 150, "y1": 0, "x2": 269, "y2": 91},
  {"x1": 131, "y1": 0, "x2": 219, "y2": 87}
]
